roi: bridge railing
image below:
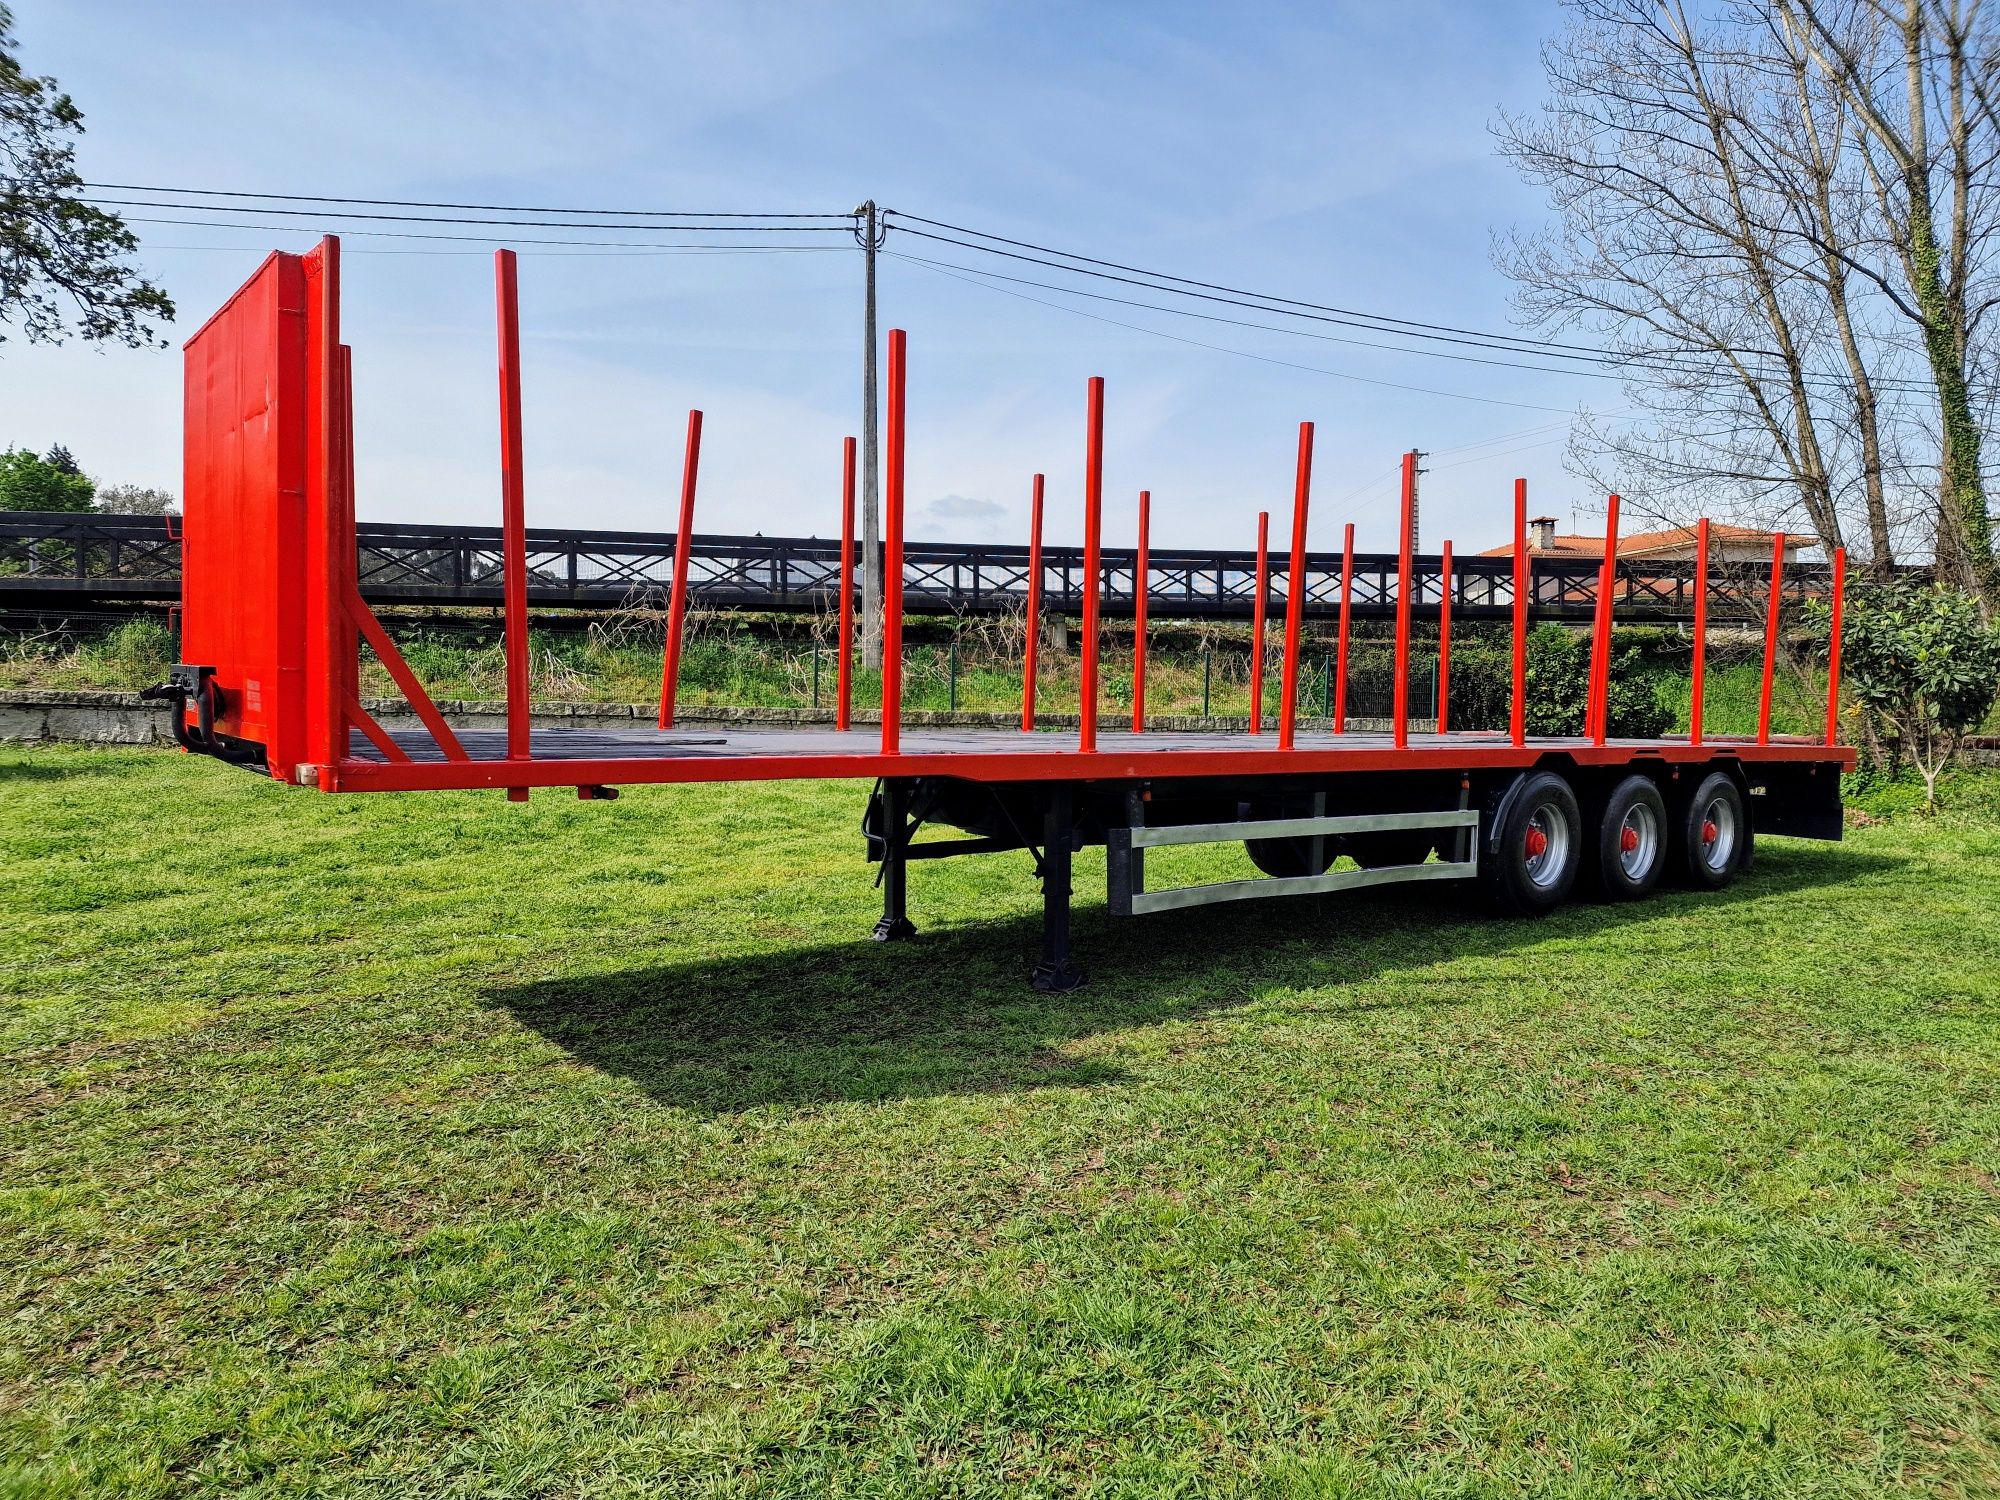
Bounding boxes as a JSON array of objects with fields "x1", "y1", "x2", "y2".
[{"x1": 1, "y1": 509, "x2": 1848, "y2": 623}]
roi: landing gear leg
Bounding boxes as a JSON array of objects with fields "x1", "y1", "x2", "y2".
[
  {"x1": 872, "y1": 778, "x2": 917, "y2": 942},
  {"x1": 1031, "y1": 782, "x2": 1084, "y2": 993}
]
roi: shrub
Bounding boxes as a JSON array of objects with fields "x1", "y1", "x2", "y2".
[{"x1": 1823, "y1": 577, "x2": 2000, "y2": 807}]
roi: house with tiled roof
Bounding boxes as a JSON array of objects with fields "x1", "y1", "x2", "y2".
[{"x1": 1479, "y1": 517, "x2": 1805, "y2": 564}]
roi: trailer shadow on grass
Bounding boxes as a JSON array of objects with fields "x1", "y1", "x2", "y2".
[{"x1": 484, "y1": 838, "x2": 1900, "y2": 1115}]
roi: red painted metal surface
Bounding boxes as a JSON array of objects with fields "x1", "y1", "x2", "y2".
[
  {"x1": 1278, "y1": 422, "x2": 1313, "y2": 750},
  {"x1": 1586, "y1": 492, "x2": 1621, "y2": 747},
  {"x1": 1248, "y1": 511, "x2": 1269, "y2": 733},
  {"x1": 1022, "y1": 474, "x2": 1044, "y2": 732},
  {"x1": 494, "y1": 251, "x2": 531, "y2": 794},
  {"x1": 657, "y1": 409, "x2": 705, "y2": 730},
  {"x1": 180, "y1": 249, "x2": 314, "y2": 780},
  {"x1": 1824, "y1": 546, "x2": 1847, "y2": 746},
  {"x1": 1758, "y1": 531, "x2": 1786, "y2": 745},
  {"x1": 1690, "y1": 517, "x2": 1710, "y2": 747},
  {"x1": 1510, "y1": 480, "x2": 1528, "y2": 748},
  {"x1": 1079, "y1": 377, "x2": 1105, "y2": 753},
  {"x1": 1334, "y1": 521, "x2": 1355, "y2": 734},
  {"x1": 1132, "y1": 489, "x2": 1150, "y2": 733},
  {"x1": 1393, "y1": 451, "x2": 1415, "y2": 749},
  {"x1": 1437, "y1": 540, "x2": 1453, "y2": 734},
  {"x1": 837, "y1": 436, "x2": 856, "y2": 731},
  {"x1": 325, "y1": 733, "x2": 1851, "y2": 797},
  {"x1": 881, "y1": 330, "x2": 908, "y2": 755}
]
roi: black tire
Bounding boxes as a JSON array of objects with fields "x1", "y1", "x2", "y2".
[
  {"x1": 1245, "y1": 835, "x2": 1334, "y2": 878},
  {"x1": 1343, "y1": 831, "x2": 1436, "y2": 869},
  {"x1": 1673, "y1": 770, "x2": 1745, "y2": 890},
  {"x1": 1481, "y1": 770, "x2": 1583, "y2": 916},
  {"x1": 1588, "y1": 774, "x2": 1668, "y2": 901}
]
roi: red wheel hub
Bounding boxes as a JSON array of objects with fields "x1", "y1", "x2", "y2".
[
  {"x1": 1701, "y1": 819, "x2": 1719, "y2": 845},
  {"x1": 1524, "y1": 825, "x2": 1549, "y2": 859},
  {"x1": 1619, "y1": 825, "x2": 1640, "y2": 853}
]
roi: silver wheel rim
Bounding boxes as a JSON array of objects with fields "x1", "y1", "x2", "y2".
[
  {"x1": 1699, "y1": 796, "x2": 1737, "y2": 873},
  {"x1": 1524, "y1": 801, "x2": 1570, "y2": 889},
  {"x1": 1618, "y1": 802, "x2": 1660, "y2": 880}
]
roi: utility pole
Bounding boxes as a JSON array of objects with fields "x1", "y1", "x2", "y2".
[
  {"x1": 1409, "y1": 448, "x2": 1427, "y2": 554},
  {"x1": 855, "y1": 201, "x2": 886, "y2": 666}
]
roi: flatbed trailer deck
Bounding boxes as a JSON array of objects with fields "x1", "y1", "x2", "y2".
[{"x1": 155, "y1": 238, "x2": 1854, "y2": 989}]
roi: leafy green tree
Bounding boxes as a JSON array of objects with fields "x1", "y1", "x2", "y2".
[
  {"x1": 0, "y1": 444, "x2": 92, "y2": 510},
  {"x1": 93, "y1": 481, "x2": 174, "y2": 515},
  {"x1": 1830, "y1": 578, "x2": 2000, "y2": 806},
  {"x1": 1, "y1": 4, "x2": 172, "y2": 347}
]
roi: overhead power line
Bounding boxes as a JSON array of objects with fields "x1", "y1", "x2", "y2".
[
  {"x1": 114, "y1": 214, "x2": 847, "y2": 253},
  {"x1": 882, "y1": 209, "x2": 1677, "y2": 364},
  {"x1": 84, "y1": 182, "x2": 848, "y2": 219},
  {"x1": 82, "y1": 196, "x2": 850, "y2": 233}
]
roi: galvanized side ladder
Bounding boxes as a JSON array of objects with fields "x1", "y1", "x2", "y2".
[{"x1": 1106, "y1": 804, "x2": 1480, "y2": 916}]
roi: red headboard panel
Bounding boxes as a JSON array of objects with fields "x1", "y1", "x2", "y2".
[{"x1": 180, "y1": 239, "x2": 354, "y2": 782}]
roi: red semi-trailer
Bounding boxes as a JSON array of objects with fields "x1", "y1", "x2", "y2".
[{"x1": 152, "y1": 239, "x2": 1853, "y2": 990}]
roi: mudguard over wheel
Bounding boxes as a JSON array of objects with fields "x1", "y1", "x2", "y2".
[
  {"x1": 1482, "y1": 770, "x2": 1582, "y2": 916},
  {"x1": 1674, "y1": 770, "x2": 1745, "y2": 889},
  {"x1": 1588, "y1": 774, "x2": 1668, "y2": 901}
]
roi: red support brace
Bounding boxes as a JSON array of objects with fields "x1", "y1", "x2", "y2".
[
  {"x1": 494, "y1": 250, "x2": 530, "y2": 798},
  {"x1": 1758, "y1": 530, "x2": 1786, "y2": 745},
  {"x1": 1510, "y1": 480, "x2": 1528, "y2": 748},
  {"x1": 1334, "y1": 521, "x2": 1355, "y2": 735},
  {"x1": 1079, "y1": 377, "x2": 1104, "y2": 753},
  {"x1": 881, "y1": 330, "x2": 908, "y2": 755},
  {"x1": 1437, "y1": 540, "x2": 1453, "y2": 734},
  {"x1": 1278, "y1": 422, "x2": 1313, "y2": 750},
  {"x1": 1132, "y1": 489, "x2": 1150, "y2": 733},
  {"x1": 837, "y1": 435, "x2": 856, "y2": 731},
  {"x1": 1022, "y1": 474, "x2": 1044, "y2": 732},
  {"x1": 1249, "y1": 510, "x2": 1269, "y2": 734},
  {"x1": 1824, "y1": 546, "x2": 1847, "y2": 746},
  {"x1": 1393, "y1": 451, "x2": 1416, "y2": 749},
  {"x1": 1587, "y1": 492, "x2": 1621, "y2": 746},
  {"x1": 657, "y1": 408, "x2": 704, "y2": 729},
  {"x1": 1690, "y1": 517, "x2": 1710, "y2": 747}
]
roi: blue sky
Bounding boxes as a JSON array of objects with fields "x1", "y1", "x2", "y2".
[{"x1": 0, "y1": 0, "x2": 1607, "y2": 554}]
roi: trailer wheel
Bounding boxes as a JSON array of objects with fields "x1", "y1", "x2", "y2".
[
  {"x1": 1482, "y1": 770, "x2": 1581, "y2": 916},
  {"x1": 1675, "y1": 770, "x2": 1745, "y2": 889},
  {"x1": 1589, "y1": 774, "x2": 1668, "y2": 900},
  {"x1": 1245, "y1": 835, "x2": 1333, "y2": 878},
  {"x1": 1344, "y1": 832, "x2": 1436, "y2": 869}
]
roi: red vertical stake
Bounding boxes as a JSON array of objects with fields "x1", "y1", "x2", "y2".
[
  {"x1": 881, "y1": 330, "x2": 908, "y2": 755},
  {"x1": 1248, "y1": 511, "x2": 1270, "y2": 734},
  {"x1": 1690, "y1": 517, "x2": 1710, "y2": 747},
  {"x1": 1510, "y1": 479, "x2": 1528, "y2": 747},
  {"x1": 1437, "y1": 540, "x2": 1454, "y2": 735},
  {"x1": 1333, "y1": 521, "x2": 1355, "y2": 734},
  {"x1": 1587, "y1": 492, "x2": 1621, "y2": 746},
  {"x1": 1132, "y1": 489, "x2": 1150, "y2": 733},
  {"x1": 657, "y1": 408, "x2": 704, "y2": 729},
  {"x1": 1278, "y1": 421, "x2": 1313, "y2": 750},
  {"x1": 1021, "y1": 474, "x2": 1044, "y2": 733},
  {"x1": 494, "y1": 249, "x2": 531, "y2": 795},
  {"x1": 1824, "y1": 546, "x2": 1847, "y2": 746},
  {"x1": 1079, "y1": 376, "x2": 1104, "y2": 753},
  {"x1": 1758, "y1": 530, "x2": 1786, "y2": 745},
  {"x1": 836, "y1": 435, "x2": 856, "y2": 731},
  {"x1": 1393, "y1": 451, "x2": 1416, "y2": 749}
]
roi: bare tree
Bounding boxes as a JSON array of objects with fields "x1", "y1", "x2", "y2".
[
  {"x1": 1771, "y1": 0, "x2": 2000, "y2": 599},
  {"x1": 1497, "y1": 1, "x2": 1864, "y2": 554},
  {"x1": 1500, "y1": 0, "x2": 2000, "y2": 598}
]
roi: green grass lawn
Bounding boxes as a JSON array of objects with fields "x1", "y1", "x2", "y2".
[{"x1": 3, "y1": 747, "x2": 1999, "y2": 1497}]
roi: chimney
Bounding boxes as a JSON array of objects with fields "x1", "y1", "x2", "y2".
[{"x1": 1529, "y1": 516, "x2": 1557, "y2": 552}]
